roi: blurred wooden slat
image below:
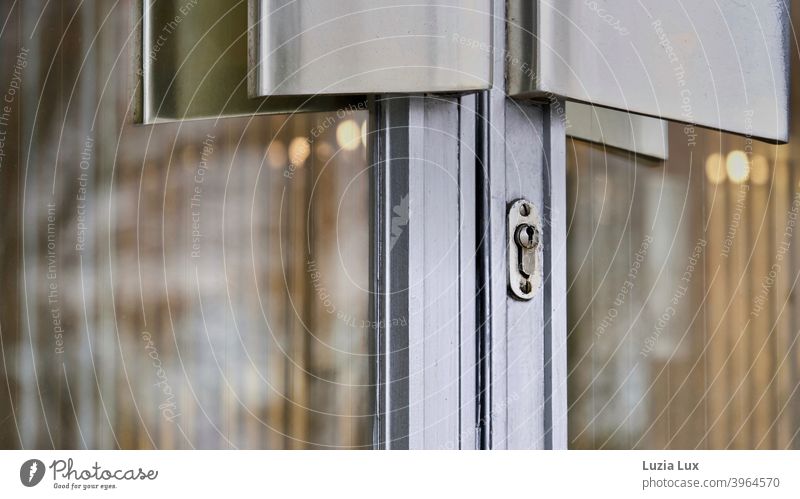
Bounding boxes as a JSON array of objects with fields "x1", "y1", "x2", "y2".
[
  {"x1": 748, "y1": 160, "x2": 774, "y2": 449},
  {"x1": 704, "y1": 158, "x2": 729, "y2": 450},
  {"x1": 772, "y1": 155, "x2": 794, "y2": 449}
]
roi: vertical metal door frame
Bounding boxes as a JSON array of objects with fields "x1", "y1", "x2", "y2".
[
  {"x1": 482, "y1": 0, "x2": 568, "y2": 450},
  {"x1": 482, "y1": 99, "x2": 568, "y2": 449},
  {"x1": 369, "y1": 0, "x2": 567, "y2": 450},
  {"x1": 370, "y1": 94, "x2": 479, "y2": 449}
]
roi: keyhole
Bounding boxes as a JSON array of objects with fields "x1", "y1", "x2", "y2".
[{"x1": 515, "y1": 224, "x2": 539, "y2": 249}]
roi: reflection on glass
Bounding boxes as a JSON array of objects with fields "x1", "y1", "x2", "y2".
[
  {"x1": 0, "y1": 1, "x2": 371, "y2": 449},
  {"x1": 567, "y1": 122, "x2": 800, "y2": 449}
]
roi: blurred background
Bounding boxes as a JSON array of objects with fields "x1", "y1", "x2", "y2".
[
  {"x1": 567, "y1": 0, "x2": 800, "y2": 449},
  {"x1": 0, "y1": 1, "x2": 372, "y2": 449}
]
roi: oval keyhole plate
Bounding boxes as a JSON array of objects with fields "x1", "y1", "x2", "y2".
[{"x1": 508, "y1": 199, "x2": 543, "y2": 300}]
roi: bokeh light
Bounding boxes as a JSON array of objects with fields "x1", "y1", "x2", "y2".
[
  {"x1": 266, "y1": 140, "x2": 287, "y2": 169},
  {"x1": 726, "y1": 150, "x2": 750, "y2": 184},
  {"x1": 316, "y1": 141, "x2": 333, "y2": 161},
  {"x1": 289, "y1": 136, "x2": 311, "y2": 165},
  {"x1": 336, "y1": 119, "x2": 361, "y2": 151},
  {"x1": 704, "y1": 153, "x2": 727, "y2": 184},
  {"x1": 361, "y1": 120, "x2": 368, "y2": 148}
]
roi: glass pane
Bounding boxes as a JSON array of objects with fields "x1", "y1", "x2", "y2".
[
  {"x1": 0, "y1": 1, "x2": 372, "y2": 449},
  {"x1": 567, "y1": 116, "x2": 800, "y2": 448}
]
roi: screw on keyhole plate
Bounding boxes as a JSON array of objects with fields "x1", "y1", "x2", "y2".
[{"x1": 508, "y1": 199, "x2": 542, "y2": 300}]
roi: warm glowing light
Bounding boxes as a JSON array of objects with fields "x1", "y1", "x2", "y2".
[
  {"x1": 726, "y1": 150, "x2": 750, "y2": 184},
  {"x1": 267, "y1": 141, "x2": 287, "y2": 169},
  {"x1": 361, "y1": 120, "x2": 368, "y2": 148},
  {"x1": 316, "y1": 142, "x2": 333, "y2": 160},
  {"x1": 289, "y1": 137, "x2": 311, "y2": 165},
  {"x1": 704, "y1": 153, "x2": 726, "y2": 185},
  {"x1": 336, "y1": 120, "x2": 361, "y2": 151},
  {"x1": 749, "y1": 155, "x2": 769, "y2": 185}
]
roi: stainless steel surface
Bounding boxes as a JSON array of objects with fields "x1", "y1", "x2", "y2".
[
  {"x1": 507, "y1": 0, "x2": 790, "y2": 143},
  {"x1": 509, "y1": 199, "x2": 542, "y2": 300},
  {"x1": 135, "y1": 0, "x2": 357, "y2": 124},
  {"x1": 249, "y1": 0, "x2": 492, "y2": 97},
  {"x1": 566, "y1": 102, "x2": 669, "y2": 161}
]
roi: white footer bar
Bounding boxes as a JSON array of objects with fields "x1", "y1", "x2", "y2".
[{"x1": 1, "y1": 450, "x2": 798, "y2": 498}]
